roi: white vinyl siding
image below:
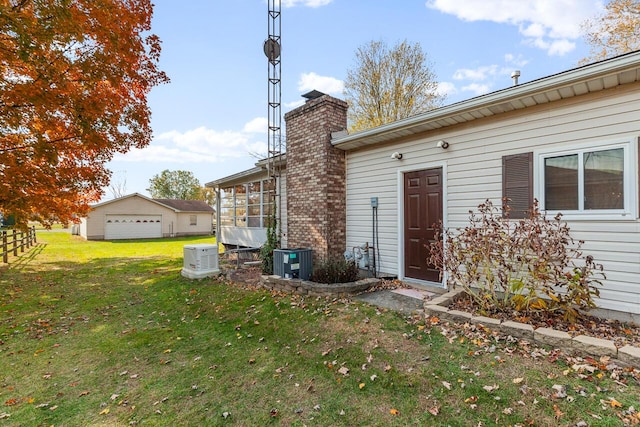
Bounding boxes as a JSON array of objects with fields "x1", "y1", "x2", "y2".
[{"x1": 344, "y1": 84, "x2": 640, "y2": 314}]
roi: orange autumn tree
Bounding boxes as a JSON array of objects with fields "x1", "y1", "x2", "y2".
[{"x1": 0, "y1": 0, "x2": 168, "y2": 228}]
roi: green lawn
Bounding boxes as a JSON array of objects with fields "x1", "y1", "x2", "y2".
[{"x1": 0, "y1": 232, "x2": 638, "y2": 426}]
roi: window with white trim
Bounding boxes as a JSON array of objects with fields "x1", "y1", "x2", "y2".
[
  {"x1": 537, "y1": 140, "x2": 636, "y2": 219},
  {"x1": 219, "y1": 179, "x2": 276, "y2": 227}
]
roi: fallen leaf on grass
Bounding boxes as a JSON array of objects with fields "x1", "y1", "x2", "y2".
[
  {"x1": 552, "y1": 384, "x2": 567, "y2": 399},
  {"x1": 338, "y1": 366, "x2": 349, "y2": 376},
  {"x1": 99, "y1": 408, "x2": 109, "y2": 415},
  {"x1": 0, "y1": 413, "x2": 10, "y2": 419},
  {"x1": 442, "y1": 381, "x2": 452, "y2": 390},
  {"x1": 512, "y1": 377, "x2": 524, "y2": 384},
  {"x1": 601, "y1": 398, "x2": 623, "y2": 408},
  {"x1": 553, "y1": 404, "x2": 563, "y2": 419},
  {"x1": 358, "y1": 383, "x2": 365, "y2": 390},
  {"x1": 464, "y1": 396, "x2": 478, "y2": 403},
  {"x1": 482, "y1": 385, "x2": 499, "y2": 393},
  {"x1": 79, "y1": 391, "x2": 90, "y2": 397},
  {"x1": 4, "y1": 399, "x2": 17, "y2": 406},
  {"x1": 389, "y1": 408, "x2": 399, "y2": 415},
  {"x1": 428, "y1": 406, "x2": 440, "y2": 416}
]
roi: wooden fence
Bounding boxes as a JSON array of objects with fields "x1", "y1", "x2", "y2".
[{"x1": 1, "y1": 226, "x2": 37, "y2": 263}]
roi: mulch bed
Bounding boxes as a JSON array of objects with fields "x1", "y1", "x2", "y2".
[{"x1": 448, "y1": 292, "x2": 640, "y2": 349}]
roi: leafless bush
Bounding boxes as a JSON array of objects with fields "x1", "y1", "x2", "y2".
[{"x1": 429, "y1": 199, "x2": 604, "y2": 322}]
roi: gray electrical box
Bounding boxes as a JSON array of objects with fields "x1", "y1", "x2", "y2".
[
  {"x1": 273, "y1": 248, "x2": 313, "y2": 280},
  {"x1": 370, "y1": 197, "x2": 378, "y2": 208}
]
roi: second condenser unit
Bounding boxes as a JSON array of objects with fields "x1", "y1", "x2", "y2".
[{"x1": 273, "y1": 248, "x2": 313, "y2": 280}]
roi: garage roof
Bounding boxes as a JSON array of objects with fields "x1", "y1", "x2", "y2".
[
  {"x1": 91, "y1": 193, "x2": 213, "y2": 212},
  {"x1": 154, "y1": 199, "x2": 214, "y2": 212}
]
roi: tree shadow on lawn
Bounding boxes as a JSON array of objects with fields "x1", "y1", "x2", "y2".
[{"x1": 1, "y1": 242, "x2": 48, "y2": 272}]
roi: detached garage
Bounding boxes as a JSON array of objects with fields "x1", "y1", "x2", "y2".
[{"x1": 79, "y1": 193, "x2": 214, "y2": 240}]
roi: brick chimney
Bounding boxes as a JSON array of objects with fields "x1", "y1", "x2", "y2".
[{"x1": 284, "y1": 92, "x2": 348, "y2": 262}]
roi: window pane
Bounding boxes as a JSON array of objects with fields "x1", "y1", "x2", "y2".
[
  {"x1": 247, "y1": 216, "x2": 260, "y2": 227},
  {"x1": 584, "y1": 148, "x2": 624, "y2": 209},
  {"x1": 220, "y1": 207, "x2": 234, "y2": 226},
  {"x1": 263, "y1": 179, "x2": 275, "y2": 192},
  {"x1": 248, "y1": 181, "x2": 261, "y2": 193},
  {"x1": 248, "y1": 194, "x2": 261, "y2": 205},
  {"x1": 220, "y1": 187, "x2": 234, "y2": 225},
  {"x1": 545, "y1": 154, "x2": 578, "y2": 210}
]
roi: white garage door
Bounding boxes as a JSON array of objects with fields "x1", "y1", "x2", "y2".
[{"x1": 104, "y1": 215, "x2": 162, "y2": 240}]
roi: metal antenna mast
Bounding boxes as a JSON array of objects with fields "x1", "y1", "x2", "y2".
[{"x1": 264, "y1": 0, "x2": 282, "y2": 240}]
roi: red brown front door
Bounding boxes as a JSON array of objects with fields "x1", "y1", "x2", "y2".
[{"x1": 404, "y1": 168, "x2": 443, "y2": 282}]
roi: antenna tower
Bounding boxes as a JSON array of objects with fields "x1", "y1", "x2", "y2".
[{"x1": 264, "y1": 0, "x2": 282, "y2": 239}]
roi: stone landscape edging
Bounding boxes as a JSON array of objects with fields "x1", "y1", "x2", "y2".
[{"x1": 424, "y1": 288, "x2": 640, "y2": 368}]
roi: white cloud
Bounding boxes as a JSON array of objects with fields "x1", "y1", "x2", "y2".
[
  {"x1": 425, "y1": 0, "x2": 605, "y2": 55},
  {"x1": 436, "y1": 81, "x2": 457, "y2": 97},
  {"x1": 504, "y1": 53, "x2": 529, "y2": 68},
  {"x1": 453, "y1": 65, "x2": 499, "y2": 81},
  {"x1": 285, "y1": 99, "x2": 305, "y2": 109},
  {"x1": 297, "y1": 72, "x2": 344, "y2": 95},
  {"x1": 526, "y1": 37, "x2": 576, "y2": 56},
  {"x1": 114, "y1": 121, "x2": 268, "y2": 164},
  {"x1": 450, "y1": 62, "x2": 527, "y2": 96},
  {"x1": 461, "y1": 83, "x2": 492, "y2": 96},
  {"x1": 282, "y1": 0, "x2": 333, "y2": 8},
  {"x1": 243, "y1": 117, "x2": 268, "y2": 133}
]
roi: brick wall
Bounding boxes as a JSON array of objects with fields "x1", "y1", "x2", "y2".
[{"x1": 284, "y1": 95, "x2": 348, "y2": 262}]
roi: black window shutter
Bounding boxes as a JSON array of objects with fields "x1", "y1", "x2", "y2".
[{"x1": 502, "y1": 152, "x2": 533, "y2": 219}]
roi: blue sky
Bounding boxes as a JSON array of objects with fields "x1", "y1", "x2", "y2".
[{"x1": 106, "y1": 0, "x2": 606, "y2": 198}]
